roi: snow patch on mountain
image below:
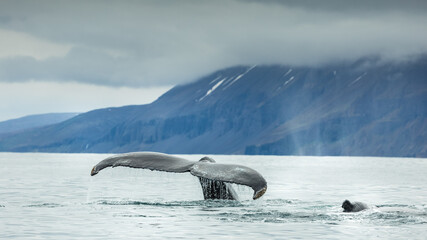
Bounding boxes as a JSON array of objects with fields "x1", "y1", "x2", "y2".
[
  {"x1": 284, "y1": 76, "x2": 295, "y2": 86},
  {"x1": 223, "y1": 65, "x2": 257, "y2": 90},
  {"x1": 350, "y1": 72, "x2": 367, "y2": 86},
  {"x1": 198, "y1": 79, "x2": 225, "y2": 101},
  {"x1": 283, "y1": 68, "x2": 293, "y2": 77},
  {"x1": 209, "y1": 76, "x2": 222, "y2": 85}
]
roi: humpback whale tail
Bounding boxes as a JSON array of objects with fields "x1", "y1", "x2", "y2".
[{"x1": 90, "y1": 152, "x2": 267, "y2": 200}]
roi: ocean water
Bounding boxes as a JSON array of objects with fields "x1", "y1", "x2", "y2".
[{"x1": 1, "y1": 153, "x2": 426, "y2": 239}]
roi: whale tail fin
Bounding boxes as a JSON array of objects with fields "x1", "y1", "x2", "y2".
[
  {"x1": 198, "y1": 177, "x2": 238, "y2": 200},
  {"x1": 90, "y1": 152, "x2": 195, "y2": 176},
  {"x1": 190, "y1": 161, "x2": 267, "y2": 200},
  {"x1": 90, "y1": 152, "x2": 267, "y2": 200}
]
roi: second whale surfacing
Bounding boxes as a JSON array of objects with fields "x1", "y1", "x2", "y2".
[
  {"x1": 90, "y1": 152, "x2": 267, "y2": 200},
  {"x1": 342, "y1": 200, "x2": 369, "y2": 212}
]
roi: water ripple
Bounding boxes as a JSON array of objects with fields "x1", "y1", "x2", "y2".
[
  {"x1": 24, "y1": 203, "x2": 65, "y2": 208},
  {"x1": 92, "y1": 199, "x2": 245, "y2": 208}
]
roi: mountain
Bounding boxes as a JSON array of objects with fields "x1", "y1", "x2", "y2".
[
  {"x1": 0, "y1": 56, "x2": 426, "y2": 157},
  {"x1": 0, "y1": 113, "x2": 80, "y2": 135}
]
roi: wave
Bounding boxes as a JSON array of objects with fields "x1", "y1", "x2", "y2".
[
  {"x1": 28, "y1": 198, "x2": 426, "y2": 225},
  {"x1": 24, "y1": 203, "x2": 65, "y2": 208},
  {"x1": 92, "y1": 199, "x2": 246, "y2": 208}
]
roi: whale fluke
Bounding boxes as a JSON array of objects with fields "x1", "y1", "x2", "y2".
[{"x1": 90, "y1": 152, "x2": 267, "y2": 200}]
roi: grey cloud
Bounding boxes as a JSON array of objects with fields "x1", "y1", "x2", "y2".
[
  {"x1": 242, "y1": 0, "x2": 427, "y2": 13},
  {"x1": 0, "y1": 0, "x2": 427, "y2": 87},
  {"x1": 0, "y1": 15, "x2": 11, "y2": 24},
  {"x1": 0, "y1": 46, "x2": 225, "y2": 87}
]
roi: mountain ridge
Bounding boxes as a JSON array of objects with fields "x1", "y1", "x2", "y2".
[
  {"x1": 0, "y1": 57, "x2": 426, "y2": 157},
  {"x1": 0, "y1": 113, "x2": 80, "y2": 135}
]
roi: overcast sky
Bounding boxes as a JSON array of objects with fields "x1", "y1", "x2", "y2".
[{"x1": 1, "y1": 0, "x2": 427, "y2": 121}]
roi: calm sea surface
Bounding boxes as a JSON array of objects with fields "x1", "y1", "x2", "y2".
[{"x1": 1, "y1": 153, "x2": 426, "y2": 239}]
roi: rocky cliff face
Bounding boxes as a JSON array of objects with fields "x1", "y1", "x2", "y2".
[{"x1": 1, "y1": 56, "x2": 426, "y2": 157}]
